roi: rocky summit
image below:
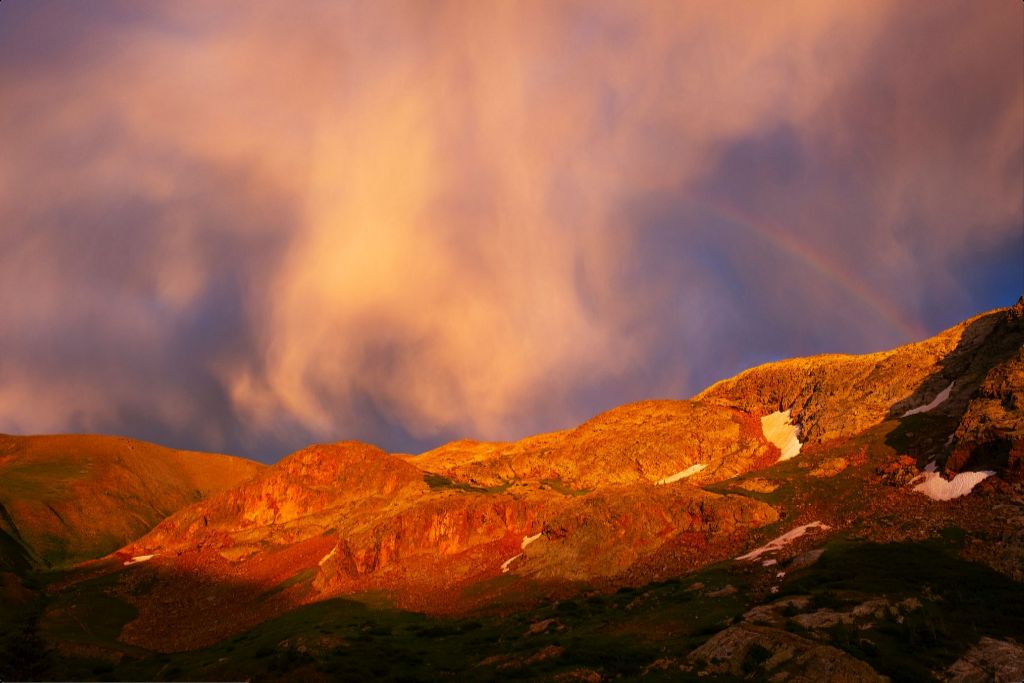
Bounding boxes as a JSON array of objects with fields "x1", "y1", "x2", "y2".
[{"x1": 2, "y1": 299, "x2": 1023, "y2": 682}]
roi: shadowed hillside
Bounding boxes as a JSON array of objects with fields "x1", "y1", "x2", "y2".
[{"x1": 0, "y1": 434, "x2": 264, "y2": 570}]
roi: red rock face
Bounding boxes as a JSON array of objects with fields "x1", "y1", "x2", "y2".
[
  {"x1": 111, "y1": 434, "x2": 781, "y2": 648},
  {"x1": 508, "y1": 484, "x2": 778, "y2": 583},
  {"x1": 136, "y1": 441, "x2": 426, "y2": 549}
]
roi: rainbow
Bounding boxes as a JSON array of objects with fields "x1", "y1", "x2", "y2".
[{"x1": 695, "y1": 198, "x2": 927, "y2": 343}]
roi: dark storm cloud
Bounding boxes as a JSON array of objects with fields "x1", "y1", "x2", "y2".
[{"x1": 0, "y1": 1, "x2": 1019, "y2": 462}]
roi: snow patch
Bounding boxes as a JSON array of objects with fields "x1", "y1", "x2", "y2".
[
  {"x1": 902, "y1": 381, "x2": 954, "y2": 417},
  {"x1": 501, "y1": 553, "x2": 522, "y2": 573},
  {"x1": 761, "y1": 411, "x2": 802, "y2": 461},
  {"x1": 502, "y1": 533, "x2": 543, "y2": 573},
  {"x1": 656, "y1": 463, "x2": 707, "y2": 485},
  {"x1": 913, "y1": 470, "x2": 995, "y2": 501},
  {"x1": 521, "y1": 533, "x2": 542, "y2": 550},
  {"x1": 318, "y1": 546, "x2": 338, "y2": 566},
  {"x1": 123, "y1": 554, "x2": 155, "y2": 566},
  {"x1": 737, "y1": 521, "x2": 830, "y2": 561}
]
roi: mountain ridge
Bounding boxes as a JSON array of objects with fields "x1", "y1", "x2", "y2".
[{"x1": 1, "y1": 298, "x2": 1022, "y2": 681}]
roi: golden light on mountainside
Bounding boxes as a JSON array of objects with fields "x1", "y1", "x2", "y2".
[
  {"x1": 3, "y1": 299, "x2": 1022, "y2": 679},
  {"x1": 0, "y1": 3, "x2": 1022, "y2": 680}
]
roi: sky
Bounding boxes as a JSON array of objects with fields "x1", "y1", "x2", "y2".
[{"x1": 0, "y1": 1, "x2": 1021, "y2": 462}]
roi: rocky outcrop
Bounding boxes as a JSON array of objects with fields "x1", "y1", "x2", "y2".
[
  {"x1": 99, "y1": 425, "x2": 787, "y2": 654},
  {"x1": 515, "y1": 484, "x2": 777, "y2": 582},
  {"x1": 127, "y1": 441, "x2": 434, "y2": 569},
  {"x1": 311, "y1": 491, "x2": 564, "y2": 599},
  {"x1": 688, "y1": 623, "x2": 888, "y2": 682},
  {"x1": 118, "y1": 437, "x2": 781, "y2": 638},
  {"x1": 696, "y1": 307, "x2": 1013, "y2": 446},
  {"x1": 412, "y1": 400, "x2": 779, "y2": 490},
  {"x1": 947, "y1": 300, "x2": 1024, "y2": 480},
  {"x1": 811, "y1": 457, "x2": 849, "y2": 478}
]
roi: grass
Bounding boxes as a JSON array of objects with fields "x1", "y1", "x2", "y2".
[
  {"x1": 423, "y1": 473, "x2": 512, "y2": 494},
  {"x1": 540, "y1": 479, "x2": 591, "y2": 497},
  {"x1": 0, "y1": 458, "x2": 94, "y2": 500},
  {"x1": 13, "y1": 529, "x2": 1020, "y2": 682},
  {"x1": 15, "y1": 555, "x2": 758, "y2": 682}
]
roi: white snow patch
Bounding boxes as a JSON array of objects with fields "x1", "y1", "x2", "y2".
[
  {"x1": 521, "y1": 533, "x2": 542, "y2": 550},
  {"x1": 123, "y1": 554, "x2": 155, "y2": 566},
  {"x1": 737, "y1": 521, "x2": 830, "y2": 562},
  {"x1": 902, "y1": 382, "x2": 954, "y2": 417},
  {"x1": 761, "y1": 411, "x2": 802, "y2": 461},
  {"x1": 502, "y1": 533, "x2": 543, "y2": 573},
  {"x1": 912, "y1": 470, "x2": 995, "y2": 501},
  {"x1": 762, "y1": 559, "x2": 777, "y2": 567},
  {"x1": 501, "y1": 553, "x2": 522, "y2": 573},
  {"x1": 656, "y1": 463, "x2": 707, "y2": 485},
  {"x1": 318, "y1": 546, "x2": 338, "y2": 566}
]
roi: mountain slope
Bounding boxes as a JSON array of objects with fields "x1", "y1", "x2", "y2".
[
  {"x1": 112, "y1": 440, "x2": 777, "y2": 650},
  {"x1": 695, "y1": 304, "x2": 1014, "y2": 445},
  {"x1": 0, "y1": 434, "x2": 264, "y2": 569},
  {"x1": 409, "y1": 399, "x2": 779, "y2": 490},
  {"x1": 2, "y1": 298, "x2": 1022, "y2": 681},
  {"x1": 92, "y1": 300, "x2": 1021, "y2": 650}
]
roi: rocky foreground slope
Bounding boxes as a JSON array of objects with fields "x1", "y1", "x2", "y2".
[{"x1": 1, "y1": 298, "x2": 1022, "y2": 682}]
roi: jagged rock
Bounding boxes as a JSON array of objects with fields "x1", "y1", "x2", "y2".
[{"x1": 948, "y1": 317, "x2": 1024, "y2": 479}]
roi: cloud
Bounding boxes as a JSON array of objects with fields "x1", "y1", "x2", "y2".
[{"x1": 0, "y1": 1, "x2": 1020, "y2": 459}]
